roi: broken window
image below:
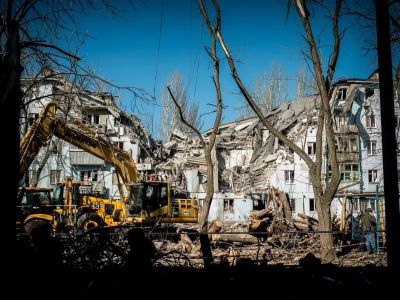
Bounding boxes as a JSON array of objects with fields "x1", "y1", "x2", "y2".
[
  {"x1": 285, "y1": 170, "x2": 294, "y2": 184},
  {"x1": 365, "y1": 88, "x2": 374, "y2": 98},
  {"x1": 338, "y1": 137, "x2": 348, "y2": 152},
  {"x1": 368, "y1": 170, "x2": 378, "y2": 183},
  {"x1": 307, "y1": 142, "x2": 316, "y2": 155},
  {"x1": 79, "y1": 170, "x2": 98, "y2": 182},
  {"x1": 337, "y1": 137, "x2": 358, "y2": 153},
  {"x1": 336, "y1": 114, "x2": 348, "y2": 126},
  {"x1": 337, "y1": 164, "x2": 359, "y2": 181},
  {"x1": 80, "y1": 171, "x2": 89, "y2": 182},
  {"x1": 92, "y1": 170, "x2": 98, "y2": 182},
  {"x1": 93, "y1": 114, "x2": 100, "y2": 124},
  {"x1": 309, "y1": 198, "x2": 315, "y2": 212},
  {"x1": 367, "y1": 141, "x2": 377, "y2": 155},
  {"x1": 366, "y1": 114, "x2": 376, "y2": 128},
  {"x1": 336, "y1": 87, "x2": 347, "y2": 101},
  {"x1": 50, "y1": 170, "x2": 61, "y2": 184},
  {"x1": 223, "y1": 199, "x2": 234, "y2": 214},
  {"x1": 349, "y1": 138, "x2": 358, "y2": 152},
  {"x1": 253, "y1": 195, "x2": 265, "y2": 210}
]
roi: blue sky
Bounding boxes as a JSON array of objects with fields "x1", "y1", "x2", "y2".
[{"x1": 74, "y1": 0, "x2": 377, "y2": 138}]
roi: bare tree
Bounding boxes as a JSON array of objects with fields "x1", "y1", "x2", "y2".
[
  {"x1": 253, "y1": 73, "x2": 269, "y2": 115},
  {"x1": 296, "y1": 68, "x2": 307, "y2": 98},
  {"x1": 159, "y1": 71, "x2": 199, "y2": 142},
  {"x1": 200, "y1": 0, "x2": 342, "y2": 262},
  {"x1": 166, "y1": 0, "x2": 223, "y2": 267},
  {"x1": 242, "y1": 64, "x2": 289, "y2": 119}
]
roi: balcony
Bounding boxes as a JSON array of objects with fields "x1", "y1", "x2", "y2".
[
  {"x1": 336, "y1": 124, "x2": 358, "y2": 134},
  {"x1": 86, "y1": 123, "x2": 106, "y2": 134},
  {"x1": 336, "y1": 152, "x2": 359, "y2": 163}
]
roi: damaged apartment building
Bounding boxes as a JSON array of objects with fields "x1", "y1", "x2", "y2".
[
  {"x1": 159, "y1": 70, "x2": 398, "y2": 225},
  {"x1": 20, "y1": 70, "x2": 159, "y2": 200}
]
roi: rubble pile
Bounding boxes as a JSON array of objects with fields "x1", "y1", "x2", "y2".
[
  {"x1": 27, "y1": 221, "x2": 385, "y2": 272},
  {"x1": 155, "y1": 96, "x2": 319, "y2": 194}
]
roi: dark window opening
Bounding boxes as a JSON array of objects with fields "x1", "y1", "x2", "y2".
[
  {"x1": 285, "y1": 170, "x2": 294, "y2": 184},
  {"x1": 307, "y1": 142, "x2": 316, "y2": 155},
  {"x1": 224, "y1": 199, "x2": 234, "y2": 213},
  {"x1": 365, "y1": 88, "x2": 374, "y2": 98},
  {"x1": 309, "y1": 198, "x2": 315, "y2": 212},
  {"x1": 336, "y1": 87, "x2": 347, "y2": 101}
]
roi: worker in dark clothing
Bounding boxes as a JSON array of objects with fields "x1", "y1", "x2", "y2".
[
  {"x1": 360, "y1": 208, "x2": 377, "y2": 254},
  {"x1": 126, "y1": 228, "x2": 157, "y2": 272}
]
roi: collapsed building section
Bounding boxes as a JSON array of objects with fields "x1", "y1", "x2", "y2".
[
  {"x1": 21, "y1": 70, "x2": 393, "y2": 240},
  {"x1": 157, "y1": 71, "x2": 394, "y2": 238},
  {"x1": 156, "y1": 95, "x2": 320, "y2": 225}
]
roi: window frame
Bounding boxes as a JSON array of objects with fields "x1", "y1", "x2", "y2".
[
  {"x1": 367, "y1": 141, "x2": 377, "y2": 156},
  {"x1": 366, "y1": 114, "x2": 376, "y2": 128},
  {"x1": 285, "y1": 170, "x2": 295, "y2": 184},
  {"x1": 368, "y1": 170, "x2": 378, "y2": 183},
  {"x1": 223, "y1": 199, "x2": 234, "y2": 214},
  {"x1": 309, "y1": 198, "x2": 315, "y2": 212},
  {"x1": 336, "y1": 87, "x2": 348, "y2": 101},
  {"x1": 307, "y1": 142, "x2": 316, "y2": 155},
  {"x1": 335, "y1": 164, "x2": 360, "y2": 182}
]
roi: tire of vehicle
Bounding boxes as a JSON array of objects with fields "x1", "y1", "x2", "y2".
[
  {"x1": 24, "y1": 219, "x2": 52, "y2": 239},
  {"x1": 77, "y1": 213, "x2": 104, "y2": 233}
]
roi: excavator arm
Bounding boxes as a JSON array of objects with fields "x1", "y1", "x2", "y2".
[
  {"x1": 20, "y1": 102, "x2": 198, "y2": 226},
  {"x1": 20, "y1": 103, "x2": 138, "y2": 219}
]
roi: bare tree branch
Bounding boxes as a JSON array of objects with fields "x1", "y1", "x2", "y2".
[
  {"x1": 167, "y1": 86, "x2": 206, "y2": 149},
  {"x1": 326, "y1": 0, "x2": 342, "y2": 88}
]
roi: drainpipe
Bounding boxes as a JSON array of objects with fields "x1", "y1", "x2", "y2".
[{"x1": 375, "y1": 184, "x2": 380, "y2": 254}]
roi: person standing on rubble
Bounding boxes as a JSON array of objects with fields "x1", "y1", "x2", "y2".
[{"x1": 359, "y1": 208, "x2": 377, "y2": 254}]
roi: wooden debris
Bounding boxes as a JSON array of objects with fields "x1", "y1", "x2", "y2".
[
  {"x1": 212, "y1": 233, "x2": 259, "y2": 244},
  {"x1": 208, "y1": 220, "x2": 223, "y2": 234}
]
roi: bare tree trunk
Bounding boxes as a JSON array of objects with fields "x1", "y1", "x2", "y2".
[
  {"x1": 168, "y1": 1, "x2": 223, "y2": 265},
  {"x1": 201, "y1": 0, "x2": 342, "y2": 262},
  {"x1": 316, "y1": 198, "x2": 336, "y2": 261}
]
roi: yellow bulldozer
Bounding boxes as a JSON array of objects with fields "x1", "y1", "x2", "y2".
[{"x1": 18, "y1": 102, "x2": 198, "y2": 235}]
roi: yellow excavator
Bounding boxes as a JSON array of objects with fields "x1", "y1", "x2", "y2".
[{"x1": 18, "y1": 102, "x2": 198, "y2": 235}]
